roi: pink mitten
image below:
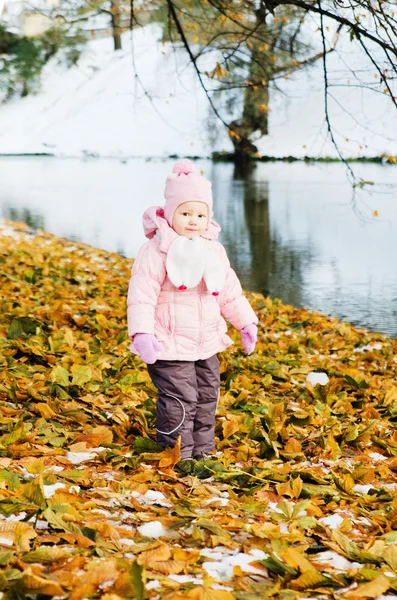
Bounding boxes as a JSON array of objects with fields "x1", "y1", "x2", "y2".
[
  {"x1": 241, "y1": 324, "x2": 258, "y2": 355},
  {"x1": 131, "y1": 333, "x2": 162, "y2": 364}
]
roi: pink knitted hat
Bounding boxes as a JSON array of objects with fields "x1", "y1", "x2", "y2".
[{"x1": 164, "y1": 159, "x2": 213, "y2": 225}]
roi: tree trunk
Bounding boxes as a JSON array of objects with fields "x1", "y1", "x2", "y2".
[
  {"x1": 111, "y1": 0, "x2": 122, "y2": 51},
  {"x1": 21, "y1": 80, "x2": 29, "y2": 97},
  {"x1": 242, "y1": 55, "x2": 269, "y2": 136},
  {"x1": 229, "y1": 6, "x2": 270, "y2": 161}
]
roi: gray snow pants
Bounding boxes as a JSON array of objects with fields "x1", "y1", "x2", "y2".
[{"x1": 147, "y1": 355, "x2": 220, "y2": 459}]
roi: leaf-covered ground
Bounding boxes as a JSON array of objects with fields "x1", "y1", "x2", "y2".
[{"x1": 1, "y1": 219, "x2": 397, "y2": 600}]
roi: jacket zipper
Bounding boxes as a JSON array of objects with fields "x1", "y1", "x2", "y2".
[
  {"x1": 167, "y1": 304, "x2": 172, "y2": 336},
  {"x1": 197, "y1": 281, "x2": 203, "y2": 354}
]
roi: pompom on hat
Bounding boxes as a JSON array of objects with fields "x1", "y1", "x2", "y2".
[{"x1": 163, "y1": 159, "x2": 213, "y2": 225}]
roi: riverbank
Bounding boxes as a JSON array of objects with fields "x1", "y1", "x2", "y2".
[
  {"x1": 1, "y1": 218, "x2": 397, "y2": 599},
  {"x1": 0, "y1": 152, "x2": 396, "y2": 164},
  {"x1": 1, "y1": 26, "x2": 396, "y2": 162}
]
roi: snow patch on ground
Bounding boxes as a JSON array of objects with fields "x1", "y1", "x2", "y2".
[
  {"x1": 319, "y1": 514, "x2": 345, "y2": 529},
  {"x1": 137, "y1": 521, "x2": 170, "y2": 539},
  {"x1": 306, "y1": 372, "x2": 329, "y2": 386},
  {"x1": 311, "y1": 551, "x2": 363, "y2": 572},
  {"x1": 129, "y1": 489, "x2": 172, "y2": 508},
  {"x1": 200, "y1": 547, "x2": 268, "y2": 580},
  {"x1": 65, "y1": 447, "x2": 107, "y2": 464},
  {"x1": 43, "y1": 482, "x2": 66, "y2": 498},
  {"x1": 352, "y1": 484, "x2": 375, "y2": 495}
]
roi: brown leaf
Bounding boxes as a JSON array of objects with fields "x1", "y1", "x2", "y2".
[
  {"x1": 292, "y1": 476, "x2": 303, "y2": 498},
  {"x1": 159, "y1": 436, "x2": 181, "y2": 468},
  {"x1": 285, "y1": 438, "x2": 302, "y2": 453},
  {"x1": 34, "y1": 403, "x2": 57, "y2": 418},
  {"x1": 75, "y1": 425, "x2": 113, "y2": 447},
  {"x1": 345, "y1": 575, "x2": 390, "y2": 598},
  {"x1": 276, "y1": 481, "x2": 294, "y2": 497},
  {"x1": 150, "y1": 559, "x2": 186, "y2": 575},
  {"x1": 22, "y1": 567, "x2": 65, "y2": 596},
  {"x1": 138, "y1": 542, "x2": 171, "y2": 566},
  {"x1": 175, "y1": 586, "x2": 235, "y2": 599}
]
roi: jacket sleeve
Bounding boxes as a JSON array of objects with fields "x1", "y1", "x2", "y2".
[
  {"x1": 217, "y1": 244, "x2": 258, "y2": 331},
  {"x1": 127, "y1": 242, "x2": 166, "y2": 338}
]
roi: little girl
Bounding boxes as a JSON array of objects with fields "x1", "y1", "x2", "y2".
[{"x1": 127, "y1": 159, "x2": 258, "y2": 461}]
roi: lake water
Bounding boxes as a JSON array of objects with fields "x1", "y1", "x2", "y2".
[{"x1": 1, "y1": 157, "x2": 397, "y2": 337}]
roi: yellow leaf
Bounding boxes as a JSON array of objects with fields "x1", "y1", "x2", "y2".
[
  {"x1": 384, "y1": 545, "x2": 397, "y2": 571},
  {"x1": 50, "y1": 364, "x2": 69, "y2": 386},
  {"x1": 96, "y1": 313, "x2": 109, "y2": 329},
  {"x1": 334, "y1": 473, "x2": 355, "y2": 494},
  {"x1": 292, "y1": 476, "x2": 303, "y2": 499},
  {"x1": 228, "y1": 129, "x2": 240, "y2": 140},
  {"x1": 10, "y1": 524, "x2": 38, "y2": 555},
  {"x1": 285, "y1": 438, "x2": 302, "y2": 453},
  {"x1": 26, "y1": 458, "x2": 45, "y2": 474},
  {"x1": 34, "y1": 403, "x2": 57, "y2": 418},
  {"x1": 383, "y1": 387, "x2": 397, "y2": 406},
  {"x1": 72, "y1": 365, "x2": 92, "y2": 386},
  {"x1": 0, "y1": 424, "x2": 28, "y2": 447},
  {"x1": 352, "y1": 466, "x2": 375, "y2": 484},
  {"x1": 279, "y1": 547, "x2": 314, "y2": 572},
  {"x1": 84, "y1": 559, "x2": 120, "y2": 586},
  {"x1": 19, "y1": 476, "x2": 46, "y2": 509},
  {"x1": 173, "y1": 547, "x2": 200, "y2": 564},
  {"x1": 160, "y1": 436, "x2": 181, "y2": 468},
  {"x1": 64, "y1": 328, "x2": 75, "y2": 347},
  {"x1": 138, "y1": 542, "x2": 171, "y2": 566},
  {"x1": 345, "y1": 574, "x2": 390, "y2": 598},
  {"x1": 76, "y1": 426, "x2": 113, "y2": 447},
  {"x1": 290, "y1": 568, "x2": 329, "y2": 590},
  {"x1": 222, "y1": 417, "x2": 240, "y2": 439},
  {"x1": 182, "y1": 586, "x2": 235, "y2": 599},
  {"x1": 276, "y1": 481, "x2": 293, "y2": 497},
  {"x1": 372, "y1": 210, "x2": 379, "y2": 217},
  {"x1": 150, "y1": 559, "x2": 186, "y2": 574},
  {"x1": 22, "y1": 546, "x2": 69, "y2": 563},
  {"x1": 387, "y1": 155, "x2": 396, "y2": 163},
  {"x1": 22, "y1": 567, "x2": 65, "y2": 596}
]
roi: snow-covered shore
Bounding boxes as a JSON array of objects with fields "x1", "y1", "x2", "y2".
[{"x1": 0, "y1": 25, "x2": 396, "y2": 159}]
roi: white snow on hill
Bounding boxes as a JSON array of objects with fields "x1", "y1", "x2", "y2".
[{"x1": 0, "y1": 24, "x2": 395, "y2": 159}]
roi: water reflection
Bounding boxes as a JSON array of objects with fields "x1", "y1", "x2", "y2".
[
  {"x1": 2, "y1": 205, "x2": 45, "y2": 230},
  {"x1": 213, "y1": 163, "x2": 314, "y2": 309}
]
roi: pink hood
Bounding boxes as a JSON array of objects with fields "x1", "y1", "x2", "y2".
[{"x1": 143, "y1": 206, "x2": 221, "y2": 252}]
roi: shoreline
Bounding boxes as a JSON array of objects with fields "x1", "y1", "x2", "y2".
[
  {"x1": 0, "y1": 152, "x2": 396, "y2": 164},
  {"x1": 1, "y1": 218, "x2": 397, "y2": 598}
]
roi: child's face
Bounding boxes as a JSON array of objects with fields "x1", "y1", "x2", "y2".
[{"x1": 172, "y1": 201, "x2": 209, "y2": 238}]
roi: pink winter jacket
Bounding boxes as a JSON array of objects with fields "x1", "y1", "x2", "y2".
[{"x1": 127, "y1": 207, "x2": 258, "y2": 361}]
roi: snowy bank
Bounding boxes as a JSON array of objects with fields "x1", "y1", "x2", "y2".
[{"x1": 0, "y1": 24, "x2": 396, "y2": 159}]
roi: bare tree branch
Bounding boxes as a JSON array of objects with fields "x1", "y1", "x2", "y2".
[{"x1": 318, "y1": 0, "x2": 355, "y2": 178}]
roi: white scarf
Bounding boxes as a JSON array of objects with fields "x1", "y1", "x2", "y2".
[{"x1": 166, "y1": 236, "x2": 225, "y2": 295}]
